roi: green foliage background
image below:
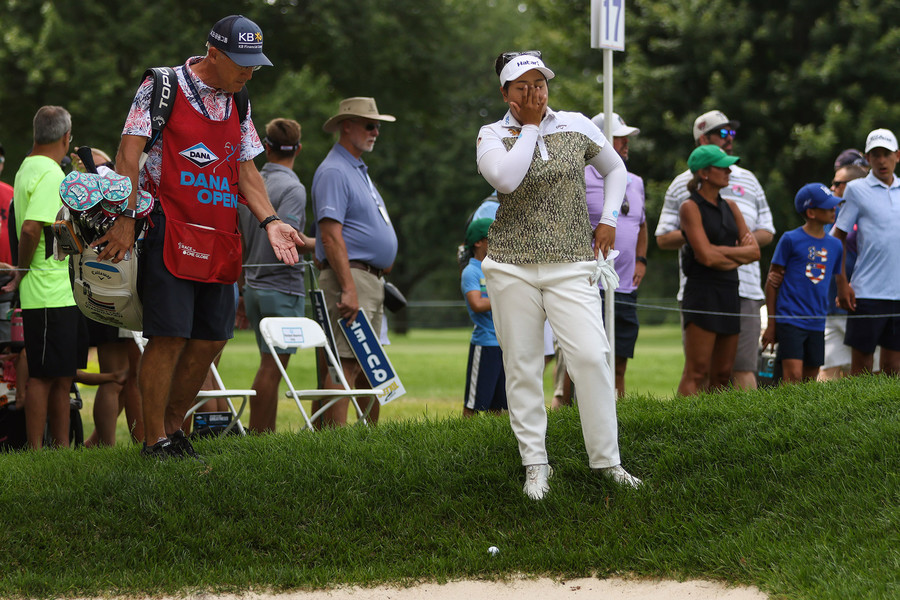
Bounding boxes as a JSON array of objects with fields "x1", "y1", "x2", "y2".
[{"x1": 2, "y1": 0, "x2": 899, "y2": 321}]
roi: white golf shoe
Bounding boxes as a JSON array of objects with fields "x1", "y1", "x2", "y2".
[
  {"x1": 597, "y1": 464, "x2": 642, "y2": 488},
  {"x1": 523, "y1": 464, "x2": 553, "y2": 500}
]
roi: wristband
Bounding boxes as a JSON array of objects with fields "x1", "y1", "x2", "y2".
[
  {"x1": 635, "y1": 256, "x2": 647, "y2": 265},
  {"x1": 259, "y1": 215, "x2": 282, "y2": 230}
]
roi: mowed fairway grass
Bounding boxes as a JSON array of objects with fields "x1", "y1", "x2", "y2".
[{"x1": 80, "y1": 324, "x2": 685, "y2": 439}]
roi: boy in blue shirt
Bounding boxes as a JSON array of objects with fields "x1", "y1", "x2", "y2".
[
  {"x1": 461, "y1": 218, "x2": 507, "y2": 417},
  {"x1": 762, "y1": 184, "x2": 847, "y2": 382}
]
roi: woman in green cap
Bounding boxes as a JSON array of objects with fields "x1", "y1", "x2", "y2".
[{"x1": 678, "y1": 145, "x2": 760, "y2": 396}]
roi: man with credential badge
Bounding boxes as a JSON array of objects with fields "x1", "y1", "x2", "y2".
[{"x1": 311, "y1": 97, "x2": 399, "y2": 427}]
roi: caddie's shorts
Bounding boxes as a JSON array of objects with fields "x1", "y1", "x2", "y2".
[{"x1": 139, "y1": 212, "x2": 235, "y2": 341}]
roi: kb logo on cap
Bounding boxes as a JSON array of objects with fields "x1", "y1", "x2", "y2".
[{"x1": 239, "y1": 31, "x2": 262, "y2": 44}]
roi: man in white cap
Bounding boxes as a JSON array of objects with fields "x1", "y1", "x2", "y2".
[
  {"x1": 655, "y1": 110, "x2": 774, "y2": 390},
  {"x1": 311, "y1": 97, "x2": 398, "y2": 427},
  {"x1": 833, "y1": 128, "x2": 900, "y2": 375},
  {"x1": 98, "y1": 14, "x2": 311, "y2": 459}
]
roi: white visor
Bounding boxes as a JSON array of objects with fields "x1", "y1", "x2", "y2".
[{"x1": 499, "y1": 56, "x2": 555, "y2": 86}]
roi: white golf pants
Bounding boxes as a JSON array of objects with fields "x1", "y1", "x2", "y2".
[{"x1": 482, "y1": 257, "x2": 621, "y2": 469}]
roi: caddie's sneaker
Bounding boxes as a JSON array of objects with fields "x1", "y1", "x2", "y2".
[
  {"x1": 140, "y1": 438, "x2": 177, "y2": 460},
  {"x1": 168, "y1": 430, "x2": 204, "y2": 462},
  {"x1": 523, "y1": 464, "x2": 553, "y2": 500},
  {"x1": 597, "y1": 464, "x2": 642, "y2": 488}
]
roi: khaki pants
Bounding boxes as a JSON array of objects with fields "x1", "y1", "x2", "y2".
[{"x1": 319, "y1": 268, "x2": 385, "y2": 359}]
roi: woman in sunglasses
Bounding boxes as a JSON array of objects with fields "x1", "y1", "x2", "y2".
[
  {"x1": 677, "y1": 145, "x2": 760, "y2": 396},
  {"x1": 476, "y1": 51, "x2": 641, "y2": 500}
]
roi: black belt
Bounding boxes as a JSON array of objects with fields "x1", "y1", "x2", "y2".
[{"x1": 322, "y1": 260, "x2": 383, "y2": 278}]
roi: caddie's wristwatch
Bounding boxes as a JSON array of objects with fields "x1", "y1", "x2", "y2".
[
  {"x1": 119, "y1": 208, "x2": 138, "y2": 219},
  {"x1": 259, "y1": 214, "x2": 282, "y2": 229}
]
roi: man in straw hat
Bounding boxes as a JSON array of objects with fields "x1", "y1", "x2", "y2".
[{"x1": 311, "y1": 97, "x2": 398, "y2": 427}]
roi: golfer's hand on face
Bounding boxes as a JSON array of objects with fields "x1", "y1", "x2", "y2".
[
  {"x1": 511, "y1": 85, "x2": 546, "y2": 127},
  {"x1": 266, "y1": 221, "x2": 302, "y2": 265}
]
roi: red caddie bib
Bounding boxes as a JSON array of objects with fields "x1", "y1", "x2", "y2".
[{"x1": 157, "y1": 87, "x2": 242, "y2": 284}]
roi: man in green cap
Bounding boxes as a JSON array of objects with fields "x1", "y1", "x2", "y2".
[{"x1": 461, "y1": 218, "x2": 507, "y2": 417}]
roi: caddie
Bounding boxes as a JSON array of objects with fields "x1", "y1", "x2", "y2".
[{"x1": 95, "y1": 14, "x2": 313, "y2": 459}]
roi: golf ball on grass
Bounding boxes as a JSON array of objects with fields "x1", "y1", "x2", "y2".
[{"x1": 488, "y1": 546, "x2": 499, "y2": 556}]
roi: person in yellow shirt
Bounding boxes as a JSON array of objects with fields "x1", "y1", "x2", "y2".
[{"x1": 3, "y1": 106, "x2": 82, "y2": 449}]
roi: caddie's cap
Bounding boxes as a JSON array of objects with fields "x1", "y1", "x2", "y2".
[
  {"x1": 465, "y1": 218, "x2": 493, "y2": 249},
  {"x1": 591, "y1": 112, "x2": 640, "y2": 137},
  {"x1": 323, "y1": 97, "x2": 396, "y2": 134},
  {"x1": 208, "y1": 15, "x2": 273, "y2": 68},
  {"x1": 794, "y1": 183, "x2": 840, "y2": 214},
  {"x1": 692, "y1": 110, "x2": 740, "y2": 142},
  {"x1": 499, "y1": 53, "x2": 555, "y2": 87},
  {"x1": 688, "y1": 145, "x2": 740, "y2": 173},
  {"x1": 864, "y1": 128, "x2": 899, "y2": 153}
]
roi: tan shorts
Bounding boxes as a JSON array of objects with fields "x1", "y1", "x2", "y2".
[{"x1": 318, "y1": 267, "x2": 385, "y2": 359}]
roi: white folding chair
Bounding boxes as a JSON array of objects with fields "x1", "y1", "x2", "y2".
[
  {"x1": 258, "y1": 316, "x2": 385, "y2": 430},
  {"x1": 131, "y1": 331, "x2": 251, "y2": 435}
]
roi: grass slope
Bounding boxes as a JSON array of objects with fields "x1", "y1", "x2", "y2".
[{"x1": 1, "y1": 376, "x2": 897, "y2": 599}]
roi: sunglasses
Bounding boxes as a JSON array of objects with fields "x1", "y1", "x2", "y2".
[
  {"x1": 711, "y1": 128, "x2": 736, "y2": 139},
  {"x1": 831, "y1": 179, "x2": 850, "y2": 187},
  {"x1": 499, "y1": 50, "x2": 542, "y2": 69},
  {"x1": 351, "y1": 120, "x2": 381, "y2": 132},
  {"x1": 620, "y1": 198, "x2": 630, "y2": 217}
]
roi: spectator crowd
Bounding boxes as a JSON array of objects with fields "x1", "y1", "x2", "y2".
[{"x1": 1, "y1": 25, "x2": 896, "y2": 500}]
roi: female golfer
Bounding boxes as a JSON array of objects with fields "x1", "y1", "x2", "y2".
[
  {"x1": 476, "y1": 51, "x2": 640, "y2": 500},
  {"x1": 677, "y1": 145, "x2": 760, "y2": 396}
]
